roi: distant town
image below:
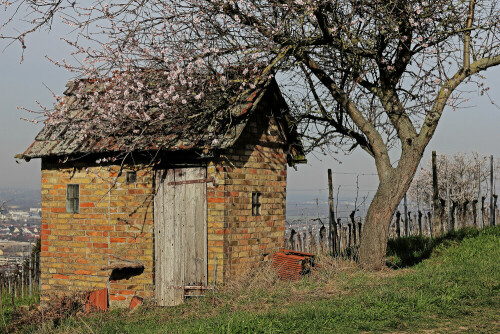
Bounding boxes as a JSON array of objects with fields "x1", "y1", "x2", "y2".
[
  {"x1": 0, "y1": 188, "x2": 41, "y2": 272},
  {"x1": 0, "y1": 207, "x2": 41, "y2": 241}
]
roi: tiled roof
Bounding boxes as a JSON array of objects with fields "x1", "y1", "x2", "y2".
[{"x1": 19, "y1": 75, "x2": 301, "y2": 160}]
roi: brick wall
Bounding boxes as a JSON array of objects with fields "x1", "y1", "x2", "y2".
[
  {"x1": 214, "y1": 110, "x2": 288, "y2": 279},
  {"x1": 206, "y1": 162, "x2": 228, "y2": 284},
  {"x1": 40, "y1": 162, "x2": 154, "y2": 307}
]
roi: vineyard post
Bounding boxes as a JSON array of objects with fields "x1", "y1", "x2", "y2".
[
  {"x1": 395, "y1": 211, "x2": 401, "y2": 238},
  {"x1": 328, "y1": 169, "x2": 336, "y2": 256},
  {"x1": 481, "y1": 196, "x2": 486, "y2": 227},
  {"x1": 29, "y1": 250, "x2": 32, "y2": 297},
  {"x1": 490, "y1": 155, "x2": 495, "y2": 226},
  {"x1": 7, "y1": 258, "x2": 10, "y2": 295},
  {"x1": 494, "y1": 195, "x2": 498, "y2": 225},
  {"x1": 446, "y1": 173, "x2": 451, "y2": 232},
  {"x1": 404, "y1": 194, "x2": 409, "y2": 237},
  {"x1": 418, "y1": 211, "x2": 423, "y2": 235},
  {"x1": 350, "y1": 211, "x2": 356, "y2": 245},
  {"x1": 428, "y1": 194, "x2": 433, "y2": 237},
  {"x1": 358, "y1": 221, "x2": 362, "y2": 244},
  {"x1": 21, "y1": 257, "x2": 24, "y2": 298},
  {"x1": 432, "y1": 151, "x2": 441, "y2": 237},
  {"x1": 348, "y1": 223, "x2": 352, "y2": 248},
  {"x1": 477, "y1": 166, "x2": 482, "y2": 228},
  {"x1": 336, "y1": 218, "x2": 341, "y2": 255}
]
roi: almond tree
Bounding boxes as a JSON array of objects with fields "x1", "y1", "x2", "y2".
[{"x1": 2, "y1": 0, "x2": 500, "y2": 269}]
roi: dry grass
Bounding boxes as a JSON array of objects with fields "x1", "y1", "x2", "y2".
[
  {"x1": 6, "y1": 293, "x2": 87, "y2": 333},
  {"x1": 207, "y1": 255, "x2": 366, "y2": 315}
]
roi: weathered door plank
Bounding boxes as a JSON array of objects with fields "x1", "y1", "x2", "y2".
[{"x1": 154, "y1": 167, "x2": 207, "y2": 306}]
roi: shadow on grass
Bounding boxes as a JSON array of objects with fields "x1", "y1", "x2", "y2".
[{"x1": 386, "y1": 226, "x2": 498, "y2": 268}]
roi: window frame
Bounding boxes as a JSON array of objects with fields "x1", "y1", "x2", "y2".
[
  {"x1": 252, "y1": 191, "x2": 262, "y2": 216},
  {"x1": 66, "y1": 184, "x2": 80, "y2": 213},
  {"x1": 126, "y1": 171, "x2": 137, "y2": 183}
]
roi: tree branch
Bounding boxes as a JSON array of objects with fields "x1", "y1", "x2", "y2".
[
  {"x1": 419, "y1": 54, "x2": 500, "y2": 146},
  {"x1": 463, "y1": 0, "x2": 476, "y2": 72},
  {"x1": 296, "y1": 51, "x2": 392, "y2": 178}
]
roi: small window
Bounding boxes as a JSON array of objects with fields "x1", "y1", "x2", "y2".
[
  {"x1": 126, "y1": 171, "x2": 137, "y2": 183},
  {"x1": 66, "y1": 184, "x2": 79, "y2": 213},
  {"x1": 252, "y1": 192, "x2": 262, "y2": 216}
]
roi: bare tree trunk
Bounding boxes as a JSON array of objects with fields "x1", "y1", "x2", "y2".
[
  {"x1": 358, "y1": 146, "x2": 422, "y2": 269},
  {"x1": 359, "y1": 178, "x2": 411, "y2": 269}
]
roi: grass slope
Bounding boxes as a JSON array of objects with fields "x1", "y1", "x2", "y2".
[{"x1": 25, "y1": 227, "x2": 500, "y2": 333}]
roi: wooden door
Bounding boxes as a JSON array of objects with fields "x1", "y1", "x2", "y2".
[{"x1": 154, "y1": 167, "x2": 207, "y2": 306}]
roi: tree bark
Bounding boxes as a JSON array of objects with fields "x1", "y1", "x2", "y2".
[
  {"x1": 359, "y1": 160, "x2": 419, "y2": 268},
  {"x1": 359, "y1": 182, "x2": 401, "y2": 269}
]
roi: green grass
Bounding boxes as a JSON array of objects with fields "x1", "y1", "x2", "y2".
[
  {"x1": 386, "y1": 226, "x2": 485, "y2": 268},
  {"x1": 16, "y1": 226, "x2": 500, "y2": 333}
]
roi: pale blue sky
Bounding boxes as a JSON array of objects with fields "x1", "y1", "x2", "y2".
[{"x1": 1, "y1": 28, "x2": 500, "y2": 200}]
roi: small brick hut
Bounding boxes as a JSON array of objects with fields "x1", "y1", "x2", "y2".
[{"x1": 18, "y1": 75, "x2": 304, "y2": 307}]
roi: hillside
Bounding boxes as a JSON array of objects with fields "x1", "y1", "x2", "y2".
[{"x1": 12, "y1": 226, "x2": 500, "y2": 333}]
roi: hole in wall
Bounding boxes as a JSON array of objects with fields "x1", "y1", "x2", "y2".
[{"x1": 109, "y1": 266, "x2": 144, "y2": 281}]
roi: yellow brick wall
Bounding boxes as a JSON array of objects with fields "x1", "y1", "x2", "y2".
[
  {"x1": 206, "y1": 162, "x2": 228, "y2": 284},
  {"x1": 40, "y1": 163, "x2": 154, "y2": 307},
  {"x1": 217, "y1": 111, "x2": 287, "y2": 279}
]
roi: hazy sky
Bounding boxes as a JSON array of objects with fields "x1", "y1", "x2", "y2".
[{"x1": 1, "y1": 26, "x2": 500, "y2": 204}]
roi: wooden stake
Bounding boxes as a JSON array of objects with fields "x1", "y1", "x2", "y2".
[
  {"x1": 424, "y1": 211, "x2": 431, "y2": 235},
  {"x1": 21, "y1": 258, "x2": 24, "y2": 299},
  {"x1": 29, "y1": 251, "x2": 32, "y2": 298},
  {"x1": 446, "y1": 174, "x2": 451, "y2": 232},
  {"x1": 432, "y1": 151, "x2": 441, "y2": 236},
  {"x1": 358, "y1": 221, "x2": 362, "y2": 243},
  {"x1": 336, "y1": 218, "x2": 341, "y2": 254},
  {"x1": 404, "y1": 195, "x2": 409, "y2": 237},
  {"x1": 347, "y1": 223, "x2": 352, "y2": 248},
  {"x1": 395, "y1": 211, "x2": 401, "y2": 238},
  {"x1": 350, "y1": 211, "x2": 356, "y2": 245},
  {"x1": 328, "y1": 169, "x2": 336, "y2": 256},
  {"x1": 481, "y1": 196, "x2": 486, "y2": 228},
  {"x1": 450, "y1": 201, "x2": 457, "y2": 231},
  {"x1": 418, "y1": 211, "x2": 423, "y2": 235},
  {"x1": 490, "y1": 155, "x2": 495, "y2": 226}
]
